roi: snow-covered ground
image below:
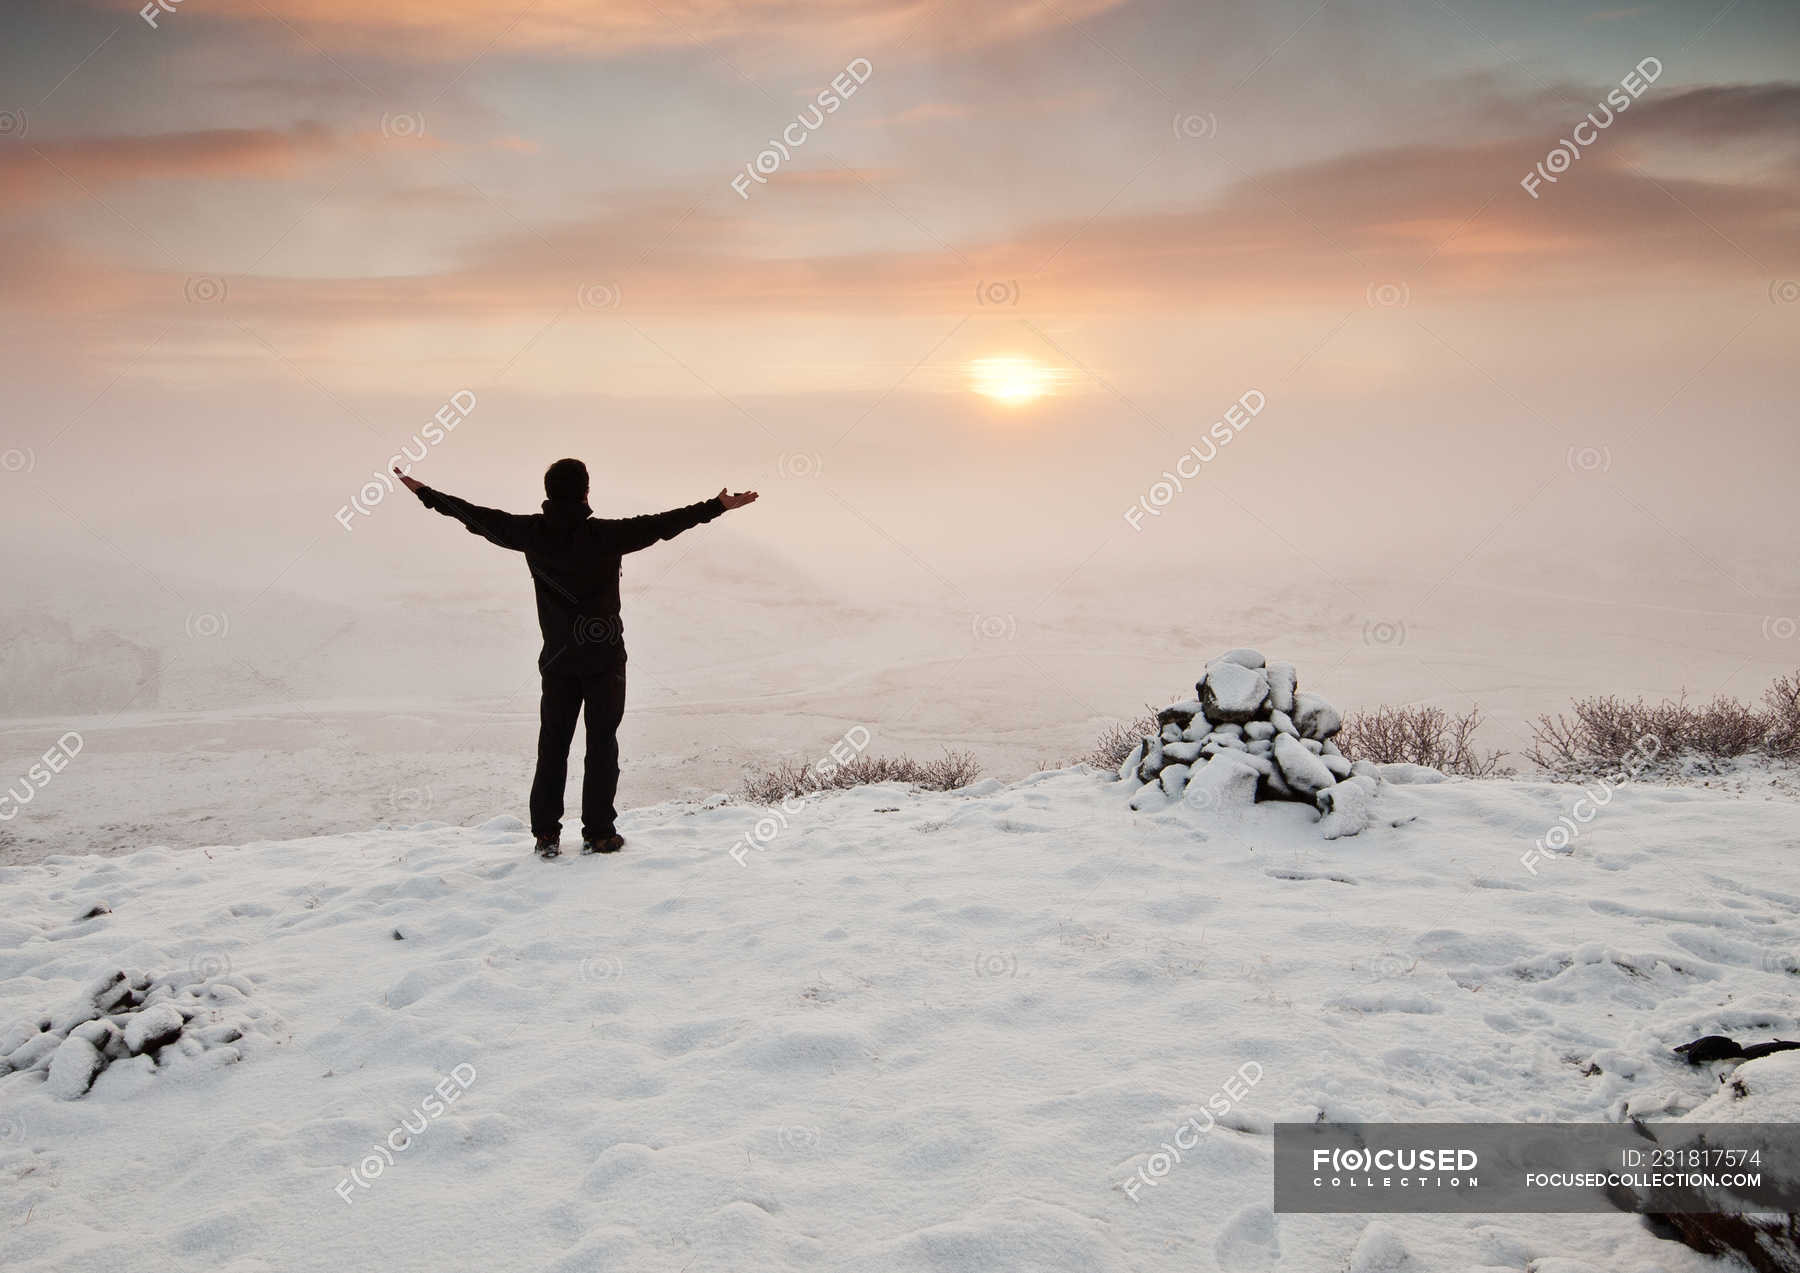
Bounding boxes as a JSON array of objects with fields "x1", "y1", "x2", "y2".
[{"x1": 3, "y1": 767, "x2": 1796, "y2": 1272}]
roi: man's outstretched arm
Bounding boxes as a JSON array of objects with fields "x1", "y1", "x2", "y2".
[
  {"x1": 394, "y1": 468, "x2": 532, "y2": 551},
  {"x1": 601, "y1": 488, "x2": 759, "y2": 555}
]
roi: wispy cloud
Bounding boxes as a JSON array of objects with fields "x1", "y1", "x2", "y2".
[
  {"x1": 1, "y1": 124, "x2": 340, "y2": 209},
  {"x1": 80, "y1": 0, "x2": 1129, "y2": 58}
]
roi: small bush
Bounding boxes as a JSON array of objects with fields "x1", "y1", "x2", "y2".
[
  {"x1": 1336, "y1": 703, "x2": 1510, "y2": 777},
  {"x1": 1527, "y1": 672, "x2": 1800, "y2": 775},
  {"x1": 1080, "y1": 712, "x2": 1158, "y2": 772},
  {"x1": 742, "y1": 749, "x2": 982, "y2": 804},
  {"x1": 1766, "y1": 672, "x2": 1800, "y2": 758}
]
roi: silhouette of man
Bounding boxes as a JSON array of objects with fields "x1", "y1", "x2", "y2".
[{"x1": 396, "y1": 460, "x2": 758, "y2": 858}]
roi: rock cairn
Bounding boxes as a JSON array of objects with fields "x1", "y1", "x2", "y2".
[
  {"x1": 1117, "y1": 648, "x2": 1383, "y2": 838},
  {"x1": 0, "y1": 966, "x2": 276, "y2": 1099}
]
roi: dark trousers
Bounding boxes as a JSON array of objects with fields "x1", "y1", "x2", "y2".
[{"x1": 529, "y1": 663, "x2": 627, "y2": 841}]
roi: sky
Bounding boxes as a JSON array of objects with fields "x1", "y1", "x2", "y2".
[{"x1": 2, "y1": 0, "x2": 1797, "y2": 716}]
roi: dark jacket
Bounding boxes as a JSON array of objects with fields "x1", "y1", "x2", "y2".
[{"x1": 413, "y1": 485, "x2": 724, "y2": 671}]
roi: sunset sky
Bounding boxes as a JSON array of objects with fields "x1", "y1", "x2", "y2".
[{"x1": 3, "y1": 0, "x2": 1796, "y2": 609}]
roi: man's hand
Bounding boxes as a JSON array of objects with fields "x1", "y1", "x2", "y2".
[
  {"x1": 393, "y1": 467, "x2": 424, "y2": 494},
  {"x1": 718, "y1": 488, "x2": 759, "y2": 510}
]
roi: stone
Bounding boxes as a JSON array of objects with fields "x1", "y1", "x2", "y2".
[
  {"x1": 1156, "y1": 700, "x2": 1204, "y2": 729},
  {"x1": 1265, "y1": 661, "x2": 1297, "y2": 714},
  {"x1": 7, "y1": 1030, "x2": 62, "y2": 1073},
  {"x1": 47, "y1": 1035, "x2": 108, "y2": 1100},
  {"x1": 1213, "y1": 648, "x2": 1266, "y2": 669},
  {"x1": 1243, "y1": 720, "x2": 1275, "y2": 741},
  {"x1": 1118, "y1": 740, "x2": 1146, "y2": 783},
  {"x1": 1129, "y1": 780, "x2": 1169, "y2": 811},
  {"x1": 1273, "y1": 734, "x2": 1336, "y2": 799},
  {"x1": 1182, "y1": 753, "x2": 1260, "y2": 812},
  {"x1": 1162, "y1": 739, "x2": 1203, "y2": 765},
  {"x1": 0, "y1": 1021, "x2": 39, "y2": 1055},
  {"x1": 1159, "y1": 763, "x2": 1192, "y2": 799},
  {"x1": 1137, "y1": 738, "x2": 1165, "y2": 784},
  {"x1": 123, "y1": 1003, "x2": 185, "y2": 1056},
  {"x1": 1201, "y1": 661, "x2": 1270, "y2": 723},
  {"x1": 1318, "y1": 776, "x2": 1379, "y2": 839},
  {"x1": 1292, "y1": 692, "x2": 1342, "y2": 740}
]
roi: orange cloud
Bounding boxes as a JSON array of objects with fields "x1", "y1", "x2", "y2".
[
  {"x1": 85, "y1": 0, "x2": 1128, "y2": 58},
  {"x1": 7, "y1": 110, "x2": 1797, "y2": 335},
  {"x1": 0, "y1": 124, "x2": 338, "y2": 209}
]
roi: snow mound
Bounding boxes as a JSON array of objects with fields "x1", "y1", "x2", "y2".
[
  {"x1": 0, "y1": 772, "x2": 1788, "y2": 1271},
  {"x1": 1119, "y1": 649, "x2": 1424, "y2": 836}
]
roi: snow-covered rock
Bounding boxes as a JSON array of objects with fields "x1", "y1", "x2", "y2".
[
  {"x1": 1265, "y1": 661, "x2": 1297, "y2": 714},
  {"x1": 1182, "y1": 753, "x2": 1260, "y2": 811},
  {"x1": 1137, "y1": 739, "x2": 1165, "y2": 784},
  {"x1": 1129, "y1": 781, "x2": 1168, "y2": 811},
  {"x1": 1292, "y1": 691, "x2": 1342, "y2": 741},
  {"x1": 2, "y1": 966, "x2": 272, "y2": 1102},
  {"x1": 1161, "y1": 739, "x2": 1202, "y2": 765},
  {"x1": 1201, "y1": 662, "x2": 1269, "y2": 723},
  {"x1": 1272, "y1": 734, "x2": 1335, "y2": 798},
  {"x1": 7, "y1": 1029, "x2": 61, "y2": 1073},
  {"x1": 124, "y1": 1003, "x2": 185, "y2": 1055},
  {"x1": 1213, "y1": 647, "x2": 1266, "y2": 669},
  {"x1": 1122, "y1": 650, "x2": 1373, "y2": 835},
  {"x1": 46, "y1": 1035, "x2": 107, "y2": 1100},
  {"x1": 1317, "y1": 775, "x2": 1379, "y2": 839},
  {"x1": 1156, "y1": 699, "x2": 1204, "y2": 728},
  {"x1": 1611, "y1": 1050, "x2": 1800, "y2": 1271}
]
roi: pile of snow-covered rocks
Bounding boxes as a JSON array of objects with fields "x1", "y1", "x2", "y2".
[
  {"x1": 0, "y1": 966, "x2": 277, "y2": 1100},
  {"x1": 1117, "y1": 648, "x2": 1409, "y2": 838}
]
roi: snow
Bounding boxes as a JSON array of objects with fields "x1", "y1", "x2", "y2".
[{"x1": 0, "y1": 768, "x2": 1795, "y2": 1270}]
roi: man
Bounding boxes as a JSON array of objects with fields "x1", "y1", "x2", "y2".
[{"x1": 396, "y1": 459, "x2": 758, "y2": 858}]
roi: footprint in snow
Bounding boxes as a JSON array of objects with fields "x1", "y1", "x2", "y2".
[
  {"x1": 1212, "y1": 1203, "x2": 1280, "y2": 1270},
  {"x1": 1265, "y1": 868, "x2": 1357, "y2": 885}
]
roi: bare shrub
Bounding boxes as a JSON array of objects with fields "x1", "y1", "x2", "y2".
[
  {"x1": 1335, "y1": 703, "x2": 1510, "y2": 777},
  {"x1": 1081, "y1": 712, "x2": 1158, "y2": 771},
  {"x1": 1690, "y1": 695, "x2": 1769, "y2": 758},
  {"x1": 1527, "y1": 695, "x2": 1688, "y2": 774},
  {"x1": 1766, "y1": 671, "x2": 1800, "y2": 758},
  {"x1": 742, "y1": 749, "x2": 982, "y2": 804},
  {"x1": 1528, "y1": 673, "x2": 1800, "y2": 774}
]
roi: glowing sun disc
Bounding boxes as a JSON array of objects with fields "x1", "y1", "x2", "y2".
[{"x1": 969, "y1": 355, "x2": 1053, "y2": 405}]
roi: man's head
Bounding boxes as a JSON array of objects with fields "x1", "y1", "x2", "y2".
[{"x1": 544, "y1": 458, "x2": 589, "y2": 504}]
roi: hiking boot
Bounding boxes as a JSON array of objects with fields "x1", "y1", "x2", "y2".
[
  {"x1": 534, "y1": 834, "x2": 562, "y2": 859},
  {"x1": 581, "y1": 833, "x2": 625, "y2": 855}
]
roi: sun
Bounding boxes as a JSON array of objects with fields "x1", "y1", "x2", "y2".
[{"x1": 969, "y1": 355, "x2": 1054, "y2": 406}]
